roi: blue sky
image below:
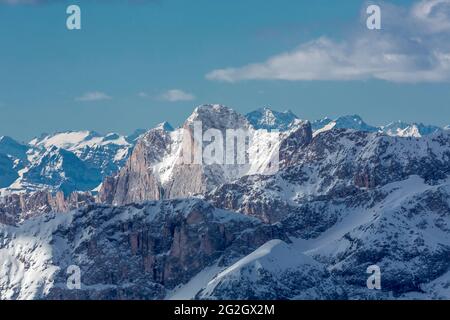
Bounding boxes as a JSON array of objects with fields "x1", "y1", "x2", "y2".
[{"x1": 0, "y1": 0, "x2": 449, "y2": 141}]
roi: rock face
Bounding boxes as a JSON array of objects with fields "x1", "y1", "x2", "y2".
[
  {"x1": 98, "y1": 127, "x2": 171, "y2": 205},
  {"x1": 207, "y1": 129, "x2": 450, "y2": 223},
  {"x1": 1, "y1": 105, "x2": 450, "y2": 300},
  {"x1": 0, "y1": 191, "x2": 95, "y2": 225},
  {"x1": 200, "y1": 176, "x2": 450, "y2": 300},
  {"x1": 99, "y1": 105, "x2": 283, "y2": 206},
  {"x1": 0, "y1": 199, "x2": 285, "y2": 300}
]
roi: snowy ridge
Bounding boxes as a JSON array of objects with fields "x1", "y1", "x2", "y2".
[
  {"x1": 246, "y1": 107, "x2": 299, "y2": 131},
  {"x1": 0, "y1": 198, "x2": 282, "y2": 299},
  {"x1": 1, "y1": 130, "x2": 139, "y2": 195},
  {"x1": 1, "y1": 104, "x2": 450, "y2": 300},
  {"x1": 381, "y1": 121, "x2": 441, "y2": 138},
  {"x1": 193, "y1": 176, "x2": 450, "y2": 300}
]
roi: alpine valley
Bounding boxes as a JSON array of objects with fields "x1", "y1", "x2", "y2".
[{"x1": 0, "y1": 104, "x2": 449, "y2": 300}]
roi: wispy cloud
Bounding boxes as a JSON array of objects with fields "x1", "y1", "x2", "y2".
[
  {"x1": 206, "y1": 0, "x2": 450, "y2": 83},
  {"x1": 159, "y1": 89, "x2": 195, "y2": 102},
  {"x1": 76, "y1": 91, "x2": 112, "y2": 102},
  {"x1": 138, "y1": 92, "x2": 149, "y2": 98}
]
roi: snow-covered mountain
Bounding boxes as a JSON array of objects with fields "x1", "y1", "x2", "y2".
[
  {"x1": 381, "y1": 121, "x2": 442, "y2": 137},
  {"x1": 195, "y1": 239, "x2": 343, "y2": 300},
  {"x1": 1, "y1": 107, "x2": 446, "y2": 196},
  {"x1": 0, "y1": 198, "x2": 283, "y2": 299},
  {"x1": 312, "y1": 115, "x2": 444, "y2": 138},
  {"x1": 99, "y1": 105, "x2": 283, "y2": 206},
  {"x1": 0, "y1": 131, "x2": 136, "y2": 196},
  {"x1": 0, "y1": 137, "x2": 28, "y2": 189},
  {"x1": 29, "y1": 130, "x2": 132, "y2": 177},
  {"x1": 20, "y1": 146, "x2": 101, "y2": 195},
  {"x1": 312, "y1": 115, "x2": 379, "y2": 136},
  {"x1": 0, "y1": 136, "x2": 28, "y2": 161},
  {"x1": 197, "y1": 176, "x2": 450, "y2": 300},
  {"x1": 1, "y1": 104, "x2": 450, "y2": 300},
  {"x1": 246, "y1": 107, "x2": 299, "y2": 131}
]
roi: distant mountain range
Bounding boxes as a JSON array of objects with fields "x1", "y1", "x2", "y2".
[
  {"x1": 1, "y1": 106, "x2": 447, "y2": 196},
  {"x1": 1, "y1": 105, "x2": 449, "y2": 300},
  {"x1": 0, "y1": 130, "x2": 138, "y2": 195},
  {"x1": 248, "y1": 107, "x2": 444, "y2": 138}
]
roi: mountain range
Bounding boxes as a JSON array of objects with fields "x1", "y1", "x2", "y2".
[
  {"x1": 0, "y1": 105, "x2": 449, "y2": 300},
  {"x1": 1, "y1": 107, "x2": 446, "y2": 198}
]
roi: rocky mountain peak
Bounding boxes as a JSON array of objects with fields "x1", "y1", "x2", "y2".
[
  {"x1": 333, "y1": 114, "x2": 378, "y2": 132},
  {"x1": 381, "y1": 121, "x2": 442, "y2": 137},
  {"x1": 154, "y1": 122, "x2": 174, "y2": 132},
  {"x1": 0, "y1": 136, "x2": 28, "y2": 161},
  {"x1": 1, "y1": 105, "x2": 450, "y2": 300},
  {"x1": 246, "y1": 107, "x2": 299, "y2": 131},
  {"x1": 186, "y1": 104, "x2": 250, "y2": 131}
]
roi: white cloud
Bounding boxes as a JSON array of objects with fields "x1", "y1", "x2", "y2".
[
  {"x1": 138, "y1": 92, "x2": 149, "y2": 98},
  {"x1": 159, "y1": 89, "x2": 195, "y2": 102},
  {"x1": 206, "y1": 0, "x2": 450, "y2": 83},
  {"x1": 412, "y1": 0, "x2": 450, "y2": 33},
  {"x1": 76, "y1": 91, "x2": 112, "y2": 102}
]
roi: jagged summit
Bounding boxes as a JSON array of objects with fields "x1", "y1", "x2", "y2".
[
  {"x1": 312, "y1": 114, "x2": 378, "y2": 136},
  {"x1": 186, "y1": 104, "x2": 250, "y2": 130},
  {"x1": 381, "y1": 120, "x2": 441, "y2": 137},
  {"x1": 126, "y1": 128, "x2": 147, "y2": 143},
  {"x1": 154, "y1": 121, "x2": 174, "y2": 132},
  {"x1": 1, "y1": 104, "x2": 450, "y2": 300},
  {"x1": 0, "y1": 135, "x2": 28, "y2": 161},
  {"x1": 246, "y1": 107, "x2": 299, "y2": 131},
  {"x1": 29, "y1": 130, "x2": 129, "y2": 150},
  {"x1": 0, "y1": 135, "x2": 25, "y2": 147},
  {"x1": 332, "y1": 114, "x2": 379, "y2": 132},
  {"x1": 0, "y1": 105, "x2": 447, "y2": 197},
  {"x1": 1, "y1": 130, "x2": 134, "y2": 196}
]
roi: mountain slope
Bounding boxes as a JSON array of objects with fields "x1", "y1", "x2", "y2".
[
  {"x1": 196, "y1": 240, "x2": 343, "y2": 300},
  {"x1": 1, "y1": 105, "x2": 450, "y2": 300},
  {"x1": 99, "y1": 104, "x2": 284, "y2": 206},
  {"x1": 194, "y1": 176, "x2": 450, "y2": 300},
  {"x1": 0, "y1": 199, "x2": 284, "y2": 299},
  {"x1": 30, "y1": 131, "x2": 132, "y2": 177}
]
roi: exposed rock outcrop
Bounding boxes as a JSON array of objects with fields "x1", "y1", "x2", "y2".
[
  {"x1": 0, "y1": 199, "x2": 286, "y2": 300},
  {"x1": 0, "y1": 190, "x2": 95, "y2": 225}
]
